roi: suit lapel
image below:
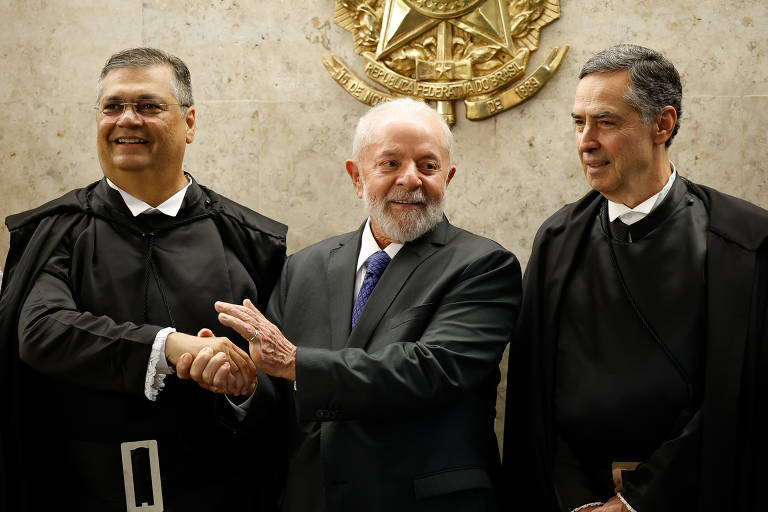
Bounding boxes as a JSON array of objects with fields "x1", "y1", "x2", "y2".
[
  {"x1": 345, "y1": 219, "x2": 449, "y2": 350},
  {"x1": 327, "y1": 228, "x2": 362, "y2": 351}
]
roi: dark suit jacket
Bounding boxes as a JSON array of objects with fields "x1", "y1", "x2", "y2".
[{"x1": 267, "y1": 218, "x2": 521, "y2": 512}]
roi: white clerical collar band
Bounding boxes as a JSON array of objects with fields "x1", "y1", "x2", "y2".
[
  {"x1": 608, "y1": 168, "x2": 678, "y2": 223},
  {"x1": 106, "y1": 176, "x2": 192, "y2": 218},
  {"x1": 609, "y1": 194, "x2": 657, "y2": 223}
]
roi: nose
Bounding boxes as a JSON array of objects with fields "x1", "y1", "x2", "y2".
[
  {"x1": 115, "y1": 104, "x2": 144, "y2": 126},
  {"x1": 395, "y1": 161, "x2": 422, "y2": 189},
  {"x1": 577, "y1": 123, "x2": 600, "y2": 154}
]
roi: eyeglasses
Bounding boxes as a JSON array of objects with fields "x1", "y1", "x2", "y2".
[{"x1": 96, "y1": 100, "x2": 189, "y2": 117}]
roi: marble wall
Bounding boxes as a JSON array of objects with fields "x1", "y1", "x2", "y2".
[{"x1": 1, "y1": 0, "x2": 766, "y2": 447}]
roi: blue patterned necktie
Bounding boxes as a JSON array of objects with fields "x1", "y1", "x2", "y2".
[{"x1": 351, "y1": 250, "x2": 391, "y2": 329}]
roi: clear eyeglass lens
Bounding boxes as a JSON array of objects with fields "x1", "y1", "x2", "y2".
[{"x1": 100, "y1": 101, "x2": 168, "y2": 116}]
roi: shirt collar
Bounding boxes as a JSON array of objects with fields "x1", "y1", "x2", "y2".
[
  {"x1": 608, "y1": 164, "x2": 677, "y2": 224},
  {"x1": 106, "y1": 176, "x2": 192, "y2": 217},
  {"x1": 356, "y1": 218, "x2": 404, "y2": 273}
]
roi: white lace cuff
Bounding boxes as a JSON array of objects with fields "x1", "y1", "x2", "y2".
[
  {"x1": 144, "y1": 327, "x2": 176, "y2": 401},
  {"x1": 571, "y1": 502, "x2": 603, "y2": 512},
  {"x1": 617, "y1": 492, "x2": 638, "y2": 512}
]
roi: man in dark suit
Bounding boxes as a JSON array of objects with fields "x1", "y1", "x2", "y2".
[{"x1": 210, "y1": 98, "x2": 522, "y2": 511}]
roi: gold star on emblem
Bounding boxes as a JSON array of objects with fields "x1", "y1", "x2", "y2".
[
  {"x1": 376, "y1": 0, "x2": 514, "y2": 60},
  {"x1": 434, "y1": 61, "x2": 452, "y2": 78}
]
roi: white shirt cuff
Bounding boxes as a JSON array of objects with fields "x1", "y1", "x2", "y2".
[
  {"x1": 226, "y1": 392, "x2": 255, "y2": 422},
  {"x1": 144, "y1": 327, "x2": 176, "y2": 401},
  {"x1": 571, "y1": 502, "x2": 603, "y2": 512},
  {"x1": 617, "y1": 492, "x2": 638, "y2": 512}
]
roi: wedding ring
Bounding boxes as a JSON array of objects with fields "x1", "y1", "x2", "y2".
[{"x1": 248, "y1": 331, "x2": 259, "y2": 343}]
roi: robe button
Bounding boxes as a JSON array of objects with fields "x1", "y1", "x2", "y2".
[{"x1": 204, "y1": 199, "x2": 212, "y2": 207}]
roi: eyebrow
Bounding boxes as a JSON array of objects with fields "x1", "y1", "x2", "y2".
[
  {"x1": 375, "y1": 149, "x2": 442, "y2": 162},
  {"x1": 102, "y1": 94, "x2": 166, "y2": 102},
  {"x1": 376, "y1": 150, "x2": 401, "y2": 159},
  {"x1": 571, "y1": 111, "x2": 617, "y2": 119}
]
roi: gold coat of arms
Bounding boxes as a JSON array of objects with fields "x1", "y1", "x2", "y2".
[{"x1": 323, "y1": 0, "x2": 568, "y2": 124}]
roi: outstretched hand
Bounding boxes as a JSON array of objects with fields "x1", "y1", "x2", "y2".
[
  {"x1": 215, "y1": 299, "x2": 297, "y2": 380},
  {"x1": 168, "y1": 328, "x2": 258, "y2": 396}
]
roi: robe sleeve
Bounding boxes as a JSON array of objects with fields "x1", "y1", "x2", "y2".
[
  {"x1": 17, "y1": 240, "x2": 160, "y2": 395},
  {"x1": 552, "y1": 409, "x2": 700, "y2": 512},
  {"x1": 619, "y1": 408, "x2": 701, "y2": 510},
  {"x1": 552, "y1": 434, "x2": 614, "y2": 510}
]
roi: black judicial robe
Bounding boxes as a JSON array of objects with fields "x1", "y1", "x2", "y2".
[
  {"x1": 502, "y1": 177, "x2": 768, "y2": 511},
  {"x1": 552, "y1": 178, "x2": 707, "y2": 510},
  {"x1": 0, "y1": 178, "x2": 289, "y2": 511}
]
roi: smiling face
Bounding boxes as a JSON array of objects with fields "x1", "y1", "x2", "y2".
[
  {"x1": 96, "y1": 65, "x2": 195, "y2": 181},
  {"x1": 346, "y1": 111, "x2": 455, "y2": 246},
  {"x1": 572, "y1": 70, "x2": 670, "y2": 207}
]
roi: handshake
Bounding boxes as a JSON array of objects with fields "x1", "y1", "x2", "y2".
[{"x1": 165, "y1": 299, "x2": 298, "y2": 396}]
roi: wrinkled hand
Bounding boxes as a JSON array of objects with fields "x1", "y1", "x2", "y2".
[
  {"x1": 167, "y1": 329, "x2": 258, "y2": 396},
  {"x1": 215, "y1": 299, "x2": 297, "y2": 380}
]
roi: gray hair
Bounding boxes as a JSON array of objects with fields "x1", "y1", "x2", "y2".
[
  {"x1": 352, "y1": 98, "x2": 454, "y2": 164},
  {"x1": 96, "y1": 47, "x2": 194, "y2": 111},
  {"x1": 579, "y1": 44, "x2": 682, "y2": 147}
]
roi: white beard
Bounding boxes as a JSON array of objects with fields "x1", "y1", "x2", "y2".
[{"x1": 362, "y1": 182, "x2": 444, "y2": 242}]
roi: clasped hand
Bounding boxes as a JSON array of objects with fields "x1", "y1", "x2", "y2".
[
  {"x1": 166, "y1": 329, "x2": 257, "y2": 396},
  {"x1": 167, "y1": 297, "x2": 296, "y2": 395}
]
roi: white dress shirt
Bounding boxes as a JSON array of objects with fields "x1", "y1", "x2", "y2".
[{"x1": 354, "y1": 218, "x2": 404, "y2": 299}]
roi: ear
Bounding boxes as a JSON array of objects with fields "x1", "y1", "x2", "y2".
[
  {"x1": 653, "y1": 106, "x2": 677, "y2": 145},
  {"x1": 346, "y1": 160, "x2": 364, "y2": 199},
  {"x1": 446, "y1": 166, "x2": 456, "y2": 186},
  {"x1": 185, "y1": 107, "x2": 196, "y2": 144}
]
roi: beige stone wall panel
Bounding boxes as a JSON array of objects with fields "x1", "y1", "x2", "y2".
[{"x1": 1, "y1": 0, "x2": 766, "y2": 450}]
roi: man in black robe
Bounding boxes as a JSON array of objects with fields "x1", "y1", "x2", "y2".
[
  {"x1": 503, "y1": 44, "x2": 768, "y2": 511},
  {"x1": 0, "y1": 48, "x2": 288, "y2": 511}
]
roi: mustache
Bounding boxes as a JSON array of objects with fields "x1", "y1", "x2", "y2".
[{"x1": 384, "y1": 189, "x2": 427, "y2": 204}]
